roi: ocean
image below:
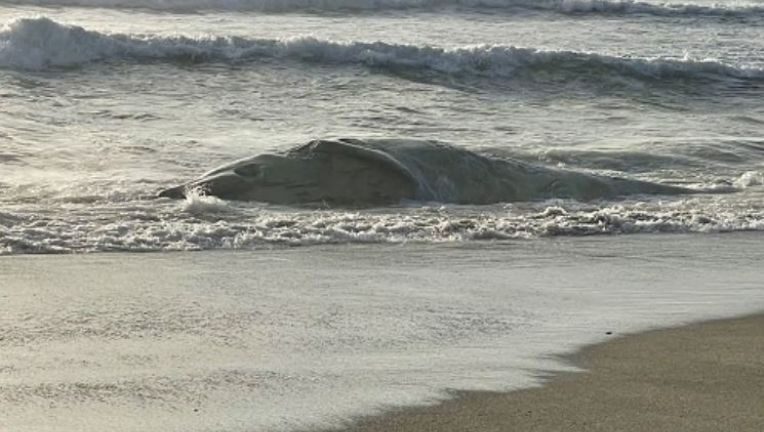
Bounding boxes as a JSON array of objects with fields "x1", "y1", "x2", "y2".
[{"x1": 1, "y1": 1, "x2": 763, "y2": 430}]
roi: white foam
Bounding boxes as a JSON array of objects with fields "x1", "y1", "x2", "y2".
[
  {"x1": 2, "y1": 194, "x2": 764, "y2": 254},
  {"x1": 734, "y1": 171, "x2": 764, "y2": 189},
  {"x1": 181, "y1": 187, "x2": 238, "y2": 216}
]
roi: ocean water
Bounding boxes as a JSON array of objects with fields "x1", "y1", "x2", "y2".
[
  {"x1": 2, "y1": 0, "x2": 764, "y2": 252},
  {"x1": 1, "y1": 1, "x2": 764, "y2": 431}
]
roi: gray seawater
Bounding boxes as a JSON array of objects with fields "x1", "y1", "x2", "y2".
[{"x1": 1, "y1": 0, "x2": 764, "y2": 253}]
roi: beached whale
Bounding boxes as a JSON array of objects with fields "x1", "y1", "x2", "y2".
[{"x1": 158, "y1": 138, "x2": 693, "y2": 206}]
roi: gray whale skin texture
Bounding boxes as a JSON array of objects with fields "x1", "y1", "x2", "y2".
[{"x1": 158, "y1": 138, "x2": 693, "y2": 206}]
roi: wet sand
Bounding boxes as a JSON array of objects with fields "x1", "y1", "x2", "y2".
[
  {"x1": 346, "y1": 314, "x2": 764, "y2": 432},
  {"x1": 2, "y1": 238, "x2": 763, "y2": 431}
]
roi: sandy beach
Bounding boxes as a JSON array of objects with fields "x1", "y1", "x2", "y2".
[
  {"x1": 346, "y1": 314, "x2": 764, "y2": 432},
  {"x1": 2, "y1": 236, "x2": 763, "y2": 431}
]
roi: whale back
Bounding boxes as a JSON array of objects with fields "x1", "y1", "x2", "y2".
[
  {"x1": 321, "y1": 139, "x2": 550, "y2": 203},
  {"x1": 301, "y1": 139, "x2": 693, "y2": 204},
  {"x1": 282, "y1": 139, "x2": 419, "y2": 205},
  {"x1": 290, "y1": 139, "x2": 417, "y2": 184}
]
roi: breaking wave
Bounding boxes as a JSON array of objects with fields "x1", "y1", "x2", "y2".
[
  {"x1": 555, "y1": 0, "x2": 764, "y2": 17},
  {"x1": 1, "y1": 17, "x2": 762, "y2": 86},
  {"x1": 5, "y1": 0, "x2": 764, "y2": 18}
]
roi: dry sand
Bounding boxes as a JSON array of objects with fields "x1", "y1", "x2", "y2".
[{"x1": 345, "y1": 314, "x2": 764, "y2": 432}]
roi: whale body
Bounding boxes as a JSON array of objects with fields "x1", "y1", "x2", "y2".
[{"x1": 158, "y1": 138, "x2": 694, "y2": 206}]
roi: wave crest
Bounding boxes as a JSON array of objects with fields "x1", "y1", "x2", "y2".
[
  {"x1": 5, "y1": 0, "x2": 764, "y2": 18},
  {"x1": 1, "y1": 17, "x2": 761, "y2": 85},
  {"x1": 557, "y1": 0, "x2": 764, "y2": 17}
]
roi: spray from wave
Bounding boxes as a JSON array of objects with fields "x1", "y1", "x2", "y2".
[
  {"x1": 181, "y1": 187, "x2": 238, "y2": 216},
  {"x1": 734, "y1": 171, "x2": 764, "y2": 189},
  {"x1": 1, "y1": 17, "x2": 761, "y2": 85},
  {"x1": 4, "y1": 0, "x2": 764, "y2": 18}
]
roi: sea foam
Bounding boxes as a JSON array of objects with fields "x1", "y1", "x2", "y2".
[
  {"x1": 734, "y1": 171, "x2": 764, "y2": 189},
  {"x1": 2, "y1": 196, "x2": 764, "y2": 254},
  {"x1": 181, "y1": 187, "x2": 237, "y2": 216}
]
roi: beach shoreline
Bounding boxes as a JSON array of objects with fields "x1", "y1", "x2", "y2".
[
  {"x1": 2, "y1": 237, "x2": 763, "y2": 432},
  {"x1": 341, "y1": 313, "x2": 764, "y2": 432}
]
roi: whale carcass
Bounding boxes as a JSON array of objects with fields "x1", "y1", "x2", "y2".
[{"x1": 158, "y1": 138, "x2": 694, "y2": 206}]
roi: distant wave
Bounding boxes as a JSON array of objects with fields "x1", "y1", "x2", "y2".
[
  {"x1": 555, "y1": 0, "x2": 764, "y2": 17},
  {"x1": 2, "y1": 17, "x2": 762, "y2": 85},
  {"x1": 4, "y1": 0, "x2": 764, "y2": 18}
]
